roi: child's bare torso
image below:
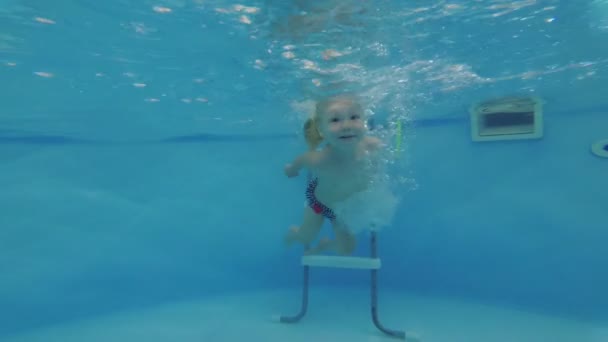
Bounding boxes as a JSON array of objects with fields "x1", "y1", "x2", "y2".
[{"x1": 310, "y1": 137, "x2": 380, "y2": 207}]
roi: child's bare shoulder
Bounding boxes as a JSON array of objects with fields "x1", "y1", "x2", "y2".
[
  {"x1": 304, "y1": 149, "x2": 326, "y2": 166},
  {"x1": 363, "y1": 136, "x2": 383, "y2": 151}
]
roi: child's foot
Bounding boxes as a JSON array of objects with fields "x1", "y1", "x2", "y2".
[
  {"x1": 284, "y1": 225, "x2": 301, "y2": 246},
  {"x1": 304, "y1": 237, "x2": 333, "y2": 255}
]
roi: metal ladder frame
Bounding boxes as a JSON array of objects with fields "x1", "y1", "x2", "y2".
[{"x1": 275, "y1": 231, "x2": 407, "y2": 339}]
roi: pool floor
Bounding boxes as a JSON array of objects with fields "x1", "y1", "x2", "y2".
[{"x1": 4, "y1": 287, "x2": 606, "y2": 342}]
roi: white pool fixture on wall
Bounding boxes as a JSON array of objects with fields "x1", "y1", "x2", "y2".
[
  {"x1": 590, "y1": 0, "x2": 608, "y2": 31},
  {"x1": 591, "y1": 139, "x2": 608, "y2": 158},
  {"x1": 469, "y1": 96, "x2": 544, "y2": 142}
]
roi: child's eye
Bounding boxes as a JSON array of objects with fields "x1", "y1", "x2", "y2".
[
  {"x1": 330, "y1": 118, "x2": 340, "y2": 123},
  {"x1": 350, "y1": 114, "x2": 360, "y2": 120}
]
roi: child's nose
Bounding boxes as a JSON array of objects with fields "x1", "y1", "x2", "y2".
[{"x1": 344, "y1": 121, "x2": 357, "y2": 129}]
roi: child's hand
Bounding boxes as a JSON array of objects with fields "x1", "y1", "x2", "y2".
[{"x1": 284, "y1": 164, "x2": 299, "y2": 177}]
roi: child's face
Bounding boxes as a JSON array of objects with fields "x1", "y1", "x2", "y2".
[{"x1": 318, "y1": 101, "x2": 366, "y2": 146}]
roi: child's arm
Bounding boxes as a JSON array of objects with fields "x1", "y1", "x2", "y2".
[{"x1": 284, "y1": 152, "x2": 313, "y2": 178}]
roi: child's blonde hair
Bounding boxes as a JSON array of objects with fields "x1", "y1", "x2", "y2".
[
  {"x1": 303, "y1": 117, "x2": 322, "y2": 150},
  {"x1": 303, "y1": 94, "x2": 363, "y2": 150}
]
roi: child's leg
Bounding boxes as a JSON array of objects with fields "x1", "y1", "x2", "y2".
[
  {"x1": 305, "y1": 221, "x2": 356, "y2": 255},
  {"x1": 285, "y1": 206, "x2": 324, "y2": 246},
  {"x1": 332, "y1": 220, "x2": 356, "y2": 255},
  {"x1": 304, "y1": 237, "x2": 335, "y2": 255}
]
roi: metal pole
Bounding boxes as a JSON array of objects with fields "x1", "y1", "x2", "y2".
[
  {"x1": 370, "y1": 231, "x2": 406, "y2": 339},
  {"x1": 279, "y1": 265, "x2": 309, "y2": 323}
]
